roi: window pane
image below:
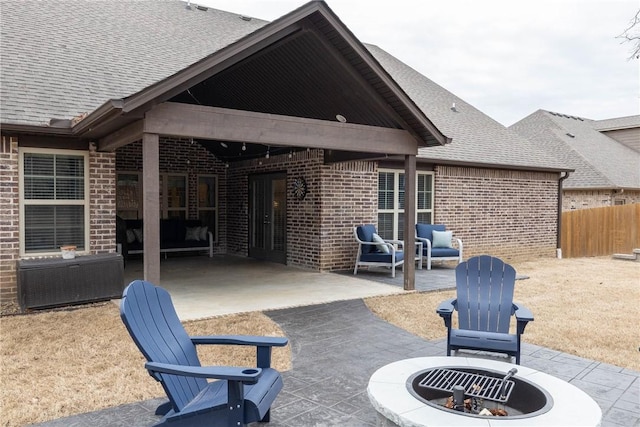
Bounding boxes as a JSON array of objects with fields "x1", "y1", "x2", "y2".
[
  {"x1": 24, "y1": 177, "x2": 54, "y2": 199},
  {"x1": 417, "y1": 174, "x2": 433, "y2": 210},
  {"x1": 417, "y1": 212, "x2": 432, "y2": 224},
  {"x1": 24, "y1": 205, "x2": 84, "y2": 252},
  {"x1": 167, "y1": 176, "x2": 186, "y2": 208},
  {"x1": 198, "y1": 176, "x2": 216, "y2": 208},
  {"x1": 56, "y1": 177, "x2": 84, "y2": 199},
  {"x1": 398, "y1": 174, "x2": 405, "y2": 210},
  {"x1": 23, "y1": 153, "x2": 84, "y2": 200},
  {"x1": 378, "y1": 172, "x2": 394, "y2": 210},
  {"x1": 377, "y1": 213, "x2": 394, "y2": 240}
]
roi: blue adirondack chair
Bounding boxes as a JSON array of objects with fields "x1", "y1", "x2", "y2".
[
  {"x1": 436, "y1": 255, "x2": 534, "y2": 364},
  {"x1": 120, "y1": 280, "x2": 288, "y2": 427}
]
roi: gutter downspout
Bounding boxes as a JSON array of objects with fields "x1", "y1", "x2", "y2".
[{"x1": 557, "y1": 171, "x2": 570, "y2": 258}]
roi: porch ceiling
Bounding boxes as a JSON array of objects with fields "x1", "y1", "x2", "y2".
[
  {"x1": 93, "y1": 2, "x2": 447, "y2": 158},
  {"x1": 169, "y1": 13, "x2": 435, "y2": 161}
]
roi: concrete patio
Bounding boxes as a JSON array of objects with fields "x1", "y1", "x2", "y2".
[{"x1": 29, "y1": 256, "x2": 640, "y2": 427}]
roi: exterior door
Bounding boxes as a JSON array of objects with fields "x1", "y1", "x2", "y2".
[{"x1": 249, "y1": 173, "x2": 287, "y2": 264}]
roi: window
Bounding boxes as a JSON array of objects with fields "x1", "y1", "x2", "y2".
[
  {"x1": 116, "y1": 172, "x2": 141, "y2": 219},
  {"x1": 197, "y1": 175, "x2": 217, "y2": 241},
  {"x1": 163, "y1": 174, "x2": 187, "y2": 219},
  {"x1": 20, "y1": 148, "x2": 89, "y2": 255},
  {"x1": 377, "y1": 170, "x2": 434, "y2": 240}
]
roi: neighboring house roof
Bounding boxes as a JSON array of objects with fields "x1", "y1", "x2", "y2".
[
  {"x1": 1, "y1": 0, "x2": 569, "y2": 172},
  {"x1": 367, "y1": 46, "x2": 570, "y2": 172},
  {"x1": 592, "y1": 115, "x2": 640, "y2": 131},
  {"x1": 510, "y1": 110, "x2": 640, "y2": 190}
]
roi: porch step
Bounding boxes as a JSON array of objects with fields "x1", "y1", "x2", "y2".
[{"x1": 612, "y1": 249, "x2": 640, "y2": 261}]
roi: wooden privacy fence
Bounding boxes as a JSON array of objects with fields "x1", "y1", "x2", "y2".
[{"x1": 561, "y1": 203, "x2": 640, "y2": 258}]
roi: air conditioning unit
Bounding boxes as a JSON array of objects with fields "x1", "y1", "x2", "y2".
[{"x1": 17, "y1": 253, "x2": 124, "y2": 311}]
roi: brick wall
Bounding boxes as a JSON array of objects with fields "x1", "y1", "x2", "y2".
[
  {"x1": 115, "y1": 138, "x2": 228, "y2": 251},
  {"x1": 0, "y1": 136, "x2": 19, "y2": 305},
  {"x1": 319, "y1": 161, "x2": 378, "y2": 271},
  {"x1": 226, "y1": 150, "x2": 378, "y2": 271},
  {"x1": 563, "y1": 189, "x2": 640, "y2": 211},
  {"x1": 89, "y1": 143, "x2": 116, "y2": 254},
  {"x1": 434, "y1": 166, "x2": 559, "y2": 262},
  {"x1": 226, "y1": 149, "x2": 323, "y2": 266}
]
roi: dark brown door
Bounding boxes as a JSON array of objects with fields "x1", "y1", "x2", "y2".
[{"x1": 248, "y1": 173, "x2": 287, "y2": 264}]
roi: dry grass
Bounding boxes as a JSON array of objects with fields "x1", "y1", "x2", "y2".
[
  {"x1": 1, "y1": 257, "x2": 638, "y2": 426},
  {"x1": 365, "y1": 257, "x2": 640, "y2": 371},
  {"x1": 0, "y1": 303, "x2": 290, "y2": 427}
]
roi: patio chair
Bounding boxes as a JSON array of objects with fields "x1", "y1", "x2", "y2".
[
  {"x1": 354, "y1": 224, "x2": 417, "y2": 278},
  {"x1": 415, "y1": 223, "x2": 463, "y2": 270},
  {"x1": 436, "y1": 255, "x2": 534, "y2": 364},
  {"x1": 120, "y1": 280, "x2": 288, "y2": 427}
]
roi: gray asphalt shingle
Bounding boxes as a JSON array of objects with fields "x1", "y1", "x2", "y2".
[{"x1": 510, "y1": 110, "x2": 640, "y2": 189}]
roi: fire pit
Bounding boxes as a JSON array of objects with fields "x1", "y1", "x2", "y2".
[{"x1": 368, "y1": 357, "x2": 602, "y2": 426}]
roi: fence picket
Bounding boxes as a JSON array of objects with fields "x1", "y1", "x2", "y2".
[{"x1": 561, "y1": 203, "x2": 640, "y2": 258}]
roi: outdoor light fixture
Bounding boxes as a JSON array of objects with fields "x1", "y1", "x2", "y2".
[
  {"x1": 336, "y1": 114, "x2": 347, "y2": 123},
  {"x1": 265, "y1": 147, "x2": 270, "y2": 159},
  {"x1": 242, "y1": 142, "x2": 246, "y2": 151},
  {"x1": 220, "y1": 142, "x2": 228, "y2": 148}
]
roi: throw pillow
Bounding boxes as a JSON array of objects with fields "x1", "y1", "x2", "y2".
[
  {"x1": 126, "y1": 229, "x2": 136, "y2": 244},
  {"x1": 371, "y1": 233, "x2": 390, "y2": 254},
  {"x1": 185, "y1": 226, "x2": 200, "y2": 241},
  {"x1": 133, "y1": 228, "x2": 143, "y2": 244},
  {"x1": 432, "y1": 230, "x2": 453, "y2": 248},
  {"x1": 199, "y1": 225, "x2": 208, "y2": 241}
]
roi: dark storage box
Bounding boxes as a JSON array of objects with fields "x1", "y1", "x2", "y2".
[{"x1": 17, "y1": 253, "x2": 125, "y2": 311}]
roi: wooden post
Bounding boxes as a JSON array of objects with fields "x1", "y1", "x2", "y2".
[
  {"x1": 403, "y1": 154, "x2": 416, "y2": 291},
  {"x1": 142, "y1": 133, "x2": 161, "y2": 284}
]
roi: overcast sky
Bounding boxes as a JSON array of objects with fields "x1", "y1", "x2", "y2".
[{"x1": 198, "y1": 0, "x2": 639, "y2": 126}]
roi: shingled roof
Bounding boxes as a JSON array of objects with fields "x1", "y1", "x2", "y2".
[
  {"x1": 510, "y1": 110, "x2": 640, "y2": 190},
  {"x1": 1, "y1": 0, "x2": 569, "y2": 172},
  {"x1": 0, "y1": 0, "x2": 268, "y2": 127}
]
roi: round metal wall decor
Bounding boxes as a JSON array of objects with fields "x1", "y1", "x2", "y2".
[{"x1": 292, "y1": 177, "x2": 307, "y2": 200}]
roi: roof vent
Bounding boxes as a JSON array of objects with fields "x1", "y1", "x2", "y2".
[
  {"x1": 566, "y1": 132, "x2": 575, "y2": 138},
  {"x1": 240, "y1": 15, "x2": 252, "y2": 21},
  {"x1": 196, "y1": 5, "x2": 208, "y2": 11},
  {"x1": 450, "y1": 102, "x2": 458, "y2": 112}
]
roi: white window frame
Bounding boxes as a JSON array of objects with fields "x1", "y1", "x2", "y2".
[
  {"x1": 378, "y1": 169, "x2": 434, "y2": 240},
  {"x1": 19, "y1": 147, "x2": 90, "y2": 257}
]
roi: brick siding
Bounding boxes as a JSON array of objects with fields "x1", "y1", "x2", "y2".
[
  {"x1": 563, "y1": 189, "x2": 640, "y2": 211},
  {"x1": 89, "y1": 143, "x2": 116, "y2": 254},
  {"x1": 0, "y1": 137, "x2": 19, "y2": 305},
  {"x1": 434, "y1": 166, "x2": 559, "y2": 262}
]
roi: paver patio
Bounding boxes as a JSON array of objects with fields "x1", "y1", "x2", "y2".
[{"x1": 30, "y1": 297, "x2": 639, "y2": 427}]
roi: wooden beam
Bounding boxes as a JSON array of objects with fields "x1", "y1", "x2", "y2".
[
  {"x1": 144, "y1": 103, "x2": 418, "y2": 155},
  {"x1": 142, "y1": 133, "x2": 160, "y2": 285},
  {"x1": 98, "y1": 120, "x2": 143, "y2": 151},
  {"x1": 403, "y1": 154, "x2": 416, "y2": 291}
]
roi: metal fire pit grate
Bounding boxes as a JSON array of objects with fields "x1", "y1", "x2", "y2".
[{"x1": 418, "y1": 368, "x2": 514, "y2": 403}]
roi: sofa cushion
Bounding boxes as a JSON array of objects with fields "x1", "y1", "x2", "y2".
[
  {"x1": 429, "y1": 247, "x2": 460, "y2": 258},
  {"x1": 360, "y1": 251, "x2": 404, "y2": 263},
  {"x1": 185, "y1": 226, "x2": 201, "y2": 241}
]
